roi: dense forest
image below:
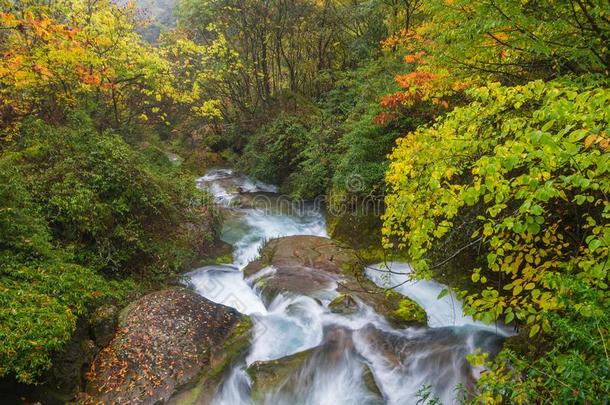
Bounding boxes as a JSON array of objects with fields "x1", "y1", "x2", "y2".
[{"x1": 0, "y1": 0, "x2": 608, "y2": 403}]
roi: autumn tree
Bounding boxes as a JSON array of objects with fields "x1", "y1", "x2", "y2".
[{"x1": 0, "y1": 0, "x2": 227, "y2": 143}]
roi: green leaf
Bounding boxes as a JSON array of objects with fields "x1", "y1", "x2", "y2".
[
  {"x1": 437, "y1": 288, "x2": 449, "y2": 299},
  {"x1": 588, "y1": 239, "x2": 602, "y2": 253},
  {"x1": 529, "y1": 323, "x2": 540, "y2": 337},
  {"x1": 513, "y1": 285, "x2": 523, "y2": 296}
]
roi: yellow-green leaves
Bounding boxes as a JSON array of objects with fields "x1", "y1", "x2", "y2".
[
  {"x1": 383, "y1": 78, "x2": 610, "y2": 334},
  {"x1": 0, "y1": 0, "x2": 227, "y2": 138}
]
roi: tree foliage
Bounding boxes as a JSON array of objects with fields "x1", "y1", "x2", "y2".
[
  {"x1": 421, "y1": 0, "x2": 610, "y2": 81},
  {"x1": 0, "y1": 0, "x2": 229, "y2": 142},
  {"x1": 383, "y1": 78, "x2": 610, "y2": 402},
  {"x1": 176, "y1": 0, "x2": 391, "y2": 119},
  {"x1": 0, "y1": 0, "x2": 223, "y2": 384},
  {"x1": 2, "y1": 0, "x2": 609, "y2": 400}
]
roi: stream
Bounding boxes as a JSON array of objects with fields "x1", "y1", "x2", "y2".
[{"x1": 187, "y1": 169, "x2": 509, "y2": 405}]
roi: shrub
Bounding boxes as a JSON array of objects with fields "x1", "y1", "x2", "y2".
[
  {"x1": 238, "y1": 114, "x2": 308, "y2": 186},
  {"x1": 13, "y1": 115, "x2": 220, "y2": 277},
  {"x1": 0, "y1": 112, "x2": 220, "y2": 383},
  {"x1": 383, "y1": 77, "x2": 610, "y2": 401}
]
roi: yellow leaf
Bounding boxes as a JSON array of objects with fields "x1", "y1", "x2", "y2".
[{"x1": 584, "y1": 134, "x2": 597, "y2": 149}]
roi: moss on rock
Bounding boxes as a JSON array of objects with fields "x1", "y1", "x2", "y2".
[
  {"x1": 328, "y1": 293, "x2": 359, "y2": 315},
  {"x1": 167, "y1": 317, "x2": 253, "y2": 405},
  {"x1": 247, "y1": 348, "x2": 315, "y2": 402},
  {"x1": 388, "y1": 296, "x2": 428, "y2": 326}
]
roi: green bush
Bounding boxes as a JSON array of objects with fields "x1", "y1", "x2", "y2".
[
  {"x1": 13, "y1": 115, "x2": 220, "y2": 277},
  {"x1": 284, "y1": 113, "x2": 342, "y2": 199},
  {"x1": 383, "y1": 77, "x2": 610, "y2": 403},
  {"x1": 0, "y1": 157, "x2": 131, "y2": 383},
  {"x1": 238, "y1": 54, "x2": 419, "y2": 201},
  {"x1": 238, "y1": 114, "x2": 308, "y2": 186},
  {"x1": 326, "y1": 54, "x2": 421, "y2": 199},
  {"x1": 0, "y1": 112, "x2": 220, "y2": 383},
  {"x1": 332, "y1": 107, "x2": 403, "y2": 198},
  {"x1": 0, "y1": 259, "x2": 129, "y2": 383}
]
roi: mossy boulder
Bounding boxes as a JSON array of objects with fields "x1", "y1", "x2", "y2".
[
  {"x1": 39, "y1": 318, "x2": 98, "y2": 403},
  {"x1": 387, "y1": 295, "x2": 428, "y2": 326},
  {"x1": 167, "y1": 317, "x2": 253, "y2": 405},
  {"x1": 326, "y1": 209, "x2": 383, "y2": 250},
  {"x1": 247, "y1": 348, "x2": 315, "y2": 402},
  {"x1": 339, "y1": 275, "x2": 426, "y2": 328},
  {"x1": 243, "y1": 235, "x2": 348, "y2": 300},
  {"x1": 197, "y1": 239, "x2": 234, "y2": 267},
  {"x1": 90, "y1": 304, "x2": 119, "y2": 347},
  {"x1": 358, "y1": 322, "x2": 503, "y2": 392},
  {"x1": 83, "y1": 288, "x2": 249, "y2": 405}
]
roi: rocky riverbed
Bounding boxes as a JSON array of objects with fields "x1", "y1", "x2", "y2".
[{"x1": 76, "y1": 168, "x2": 507, "y2": 405}]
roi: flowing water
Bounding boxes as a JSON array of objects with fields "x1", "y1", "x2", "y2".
[{"x1": 187, "y1": 169, "x2": 509, "y2": 405}]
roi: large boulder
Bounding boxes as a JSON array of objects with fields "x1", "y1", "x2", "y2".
[
  {"x1": 83, "y1": 288, "x2": 250, "y2": 405},
  {"x1": 244, "y1": 235, "x2": 351, "y2": 299},
  {"x1": 355, "y1": 323, "x2": 505, "y2": 398},
  {"x1": 244, "y1": 235, "x2": 355, "y2": 279},
  {"x1": 244, "y1": 236, "x2": 427, "y2": 327}
]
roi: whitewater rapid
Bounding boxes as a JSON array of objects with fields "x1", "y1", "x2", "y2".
[{"x1": 186, "y1": 169, "x2": 507, "y2": 404}]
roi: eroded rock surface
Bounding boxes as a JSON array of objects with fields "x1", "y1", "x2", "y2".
[
  {"x1": 83, "y1": 288, "x2": 249, "y2": 405},
  {"x1": 244, "y1": 235, "x2": 426, "y2": 327}
]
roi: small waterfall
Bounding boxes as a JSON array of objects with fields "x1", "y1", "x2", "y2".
[
  {"x1": 365, "y1": 262, "x2": 512, "y2": 335},
  {"x1": 186, "y1": 169, "x2": 507, "y2": 405},
  {"x1": 188, "y1": 265, "x2": 268, "y2": 315},
  {"x1": 246, "y1": 295, "x2": 325, "y2": 365}
]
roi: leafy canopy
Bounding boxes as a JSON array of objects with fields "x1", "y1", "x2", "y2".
[{"x1": 383, "y1": 77, "x2": 610, "y2": 402}]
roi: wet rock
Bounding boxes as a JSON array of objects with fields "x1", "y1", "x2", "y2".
[
  {"x1": 339, "y1": 278, "x2": 427, "y2": 328},
  {"x1": 247, "y1": 326, "x2": 384, "y2": 404},
  {"x1": 357, "y1": 324, "x2": 416, "y2": 367},
  {"x1": 244, "y1": 236, "x2": 426, "y2": 327},
  {"x1": 167, "y1": 317, "x2": 253, "y2": 405},
  {"x1": 83, "y1": 288, "x2": 250, "y2": 405},
  {"x1": 356, "y1": 323, "x2": 504, "y2": 398},
  {"x1": 90, "y1": 304, "x2": 118, "y2": 347},
  {"x1": 197, "y1": 240, "x2": 234, "y2": 267},
  {"x1": 41, "y1": 318, "x2": 94, "y2": 403},
  {"x1": 356, "y1": 323, "x2": 474, "y2": 368},
  {"x1": 326, "y1": 210, "x2": 383, "y2": 250},
  {"x1": 329, "y1": 293, "x2": 359, "y2": 315},
  {"x1": 243, "y1": 235, "x2": 355, "y2": 278},
  {"x1": 362, "y1": 364, "x2": 383, "y2": 399},
  {"x1": 387, "y1": 296, "x2": 428, "y2": 326},
  {"x1": 247, "y1": 348, "x2": 316, "y2": 401}
]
